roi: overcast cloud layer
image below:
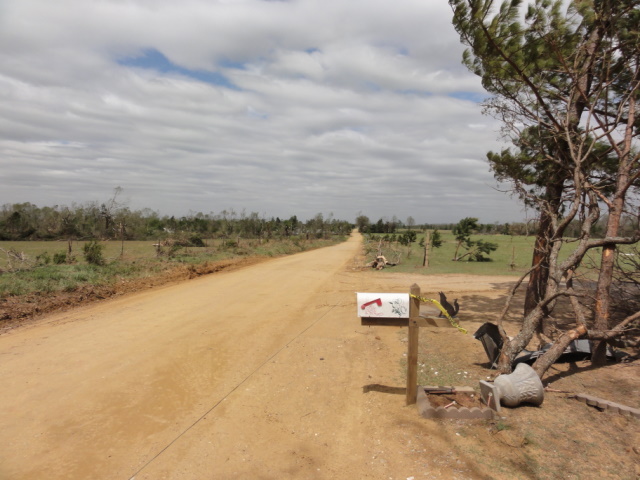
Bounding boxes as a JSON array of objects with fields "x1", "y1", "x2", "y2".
[{"x1": 0, "y1": 0, "x2": 525, "y2": 223}]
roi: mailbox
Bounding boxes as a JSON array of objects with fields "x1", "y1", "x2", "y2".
[{"x1": 357, "y1": 292, "x2": 410, "y2": 326}]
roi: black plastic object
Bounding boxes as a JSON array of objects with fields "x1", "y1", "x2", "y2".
[{"x1": 473, "y1": 322, "x2": 613, "y2": 369}]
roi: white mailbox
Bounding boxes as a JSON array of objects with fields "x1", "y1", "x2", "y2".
[{"x1": 356, "y1": 293, "x2": 410, "y2": 318}]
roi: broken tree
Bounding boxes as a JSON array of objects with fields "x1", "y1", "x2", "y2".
[{"x1": 450, "y1": 0, "x2": 640, "y2": 376}]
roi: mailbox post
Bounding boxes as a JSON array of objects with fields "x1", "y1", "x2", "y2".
[
  {"x1": 406, "y1": 284, "x2": 420, "y2": 405},
  {"x1": 358, "y1": 283, "x2": 423, "y2": 405}
]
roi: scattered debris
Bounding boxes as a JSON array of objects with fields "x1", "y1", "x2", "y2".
[
  {"x1": 368, "y1": 255, "x2": 397, "y2": 270},
  {"x1": 417, "y1": 386, "x2": 494, "y2": 419},
  {"x1": 473, "y1": 322, "x2": 616, "y2": 369},
  {"x1": 0, "y1": 247, "x2": 33, "y2": 272},
  {"x1": 487, "y1": 363, "x2": 544, "y2": 410}
]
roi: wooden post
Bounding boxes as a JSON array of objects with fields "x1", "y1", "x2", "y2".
[
  {"x1": 422, "y1": 231, "x2": 431, "y2": 267},
  {"x1": 406, "y1": 284, "x2": 420, "y2": 405}
]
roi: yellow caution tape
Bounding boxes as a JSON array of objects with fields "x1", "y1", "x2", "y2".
[{"x1": 410, "y1": 294, "x2": 467, "y2": 334}]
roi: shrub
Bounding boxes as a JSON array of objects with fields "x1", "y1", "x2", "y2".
[
  {"x1": 398, "y1": 231, "x2": 417, "y2": 246},
  {"x1": 83, "y1": 241, "x2": 105, "y2": 266},
  {"x1": 53, "y1": 252, "x2": 67, "y2": 264},
  {"x1": 223, "y1": 240, "x2": 237, "y2": 249},
  {"x1": 189, "y1": 235, "x2": 205, "y2": 247},
  {"x1": 36, "y1": 252, "x2": 51, "y2": 265}
]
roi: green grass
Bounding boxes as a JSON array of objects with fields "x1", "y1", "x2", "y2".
[
  {"x1": 0, "y1": 236, "x2": 347, "y2": 298},
  {"x1": 363, "y1": 231, "x2": 534, "y2": 275},
  {"x1": 362, "y1": 230, "x2": 620, "y2": 276},
  {"x1": 2, "y1": 264, "x2": 125, "y2": 296}
]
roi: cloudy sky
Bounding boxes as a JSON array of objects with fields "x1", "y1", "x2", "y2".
[{"x1": 0, "y1": 0, "x2": 526, "y2": 224}]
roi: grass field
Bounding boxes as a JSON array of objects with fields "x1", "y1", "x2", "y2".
[
  {"x1": 0, "y1": 232, "x2": 626, "y2": 299},
  {"x1": 363, "y1": 230, "x2": 609, "y2": 276},
  {"x1": 0, "y1": 236, "x2": 344, "y2": 298},
  {"x1": 0, "y1": 240, "x2": 159, "y2": 267}
]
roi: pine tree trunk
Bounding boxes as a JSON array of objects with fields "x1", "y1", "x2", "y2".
[
  {"x1": 592, "y1": 191, "x2": 626, "y2": 364},
  {"x1": 591, "y1": 93, "x2": 636, "y2": 365},
  {"x1": 497, "y1": 306, "x2": 547, "y2": 373}
]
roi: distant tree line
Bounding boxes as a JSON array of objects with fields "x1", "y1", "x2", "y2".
[
  {"x1": 356, "y1": 214, "x2": 637, "y2": 239},
  {"x1": 0, "y1": 202, "x2": 352, "y2": 242}
]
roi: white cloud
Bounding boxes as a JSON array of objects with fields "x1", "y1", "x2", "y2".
[{"x1": 0, "y1": 0, "x2": 524, "y2": 223}]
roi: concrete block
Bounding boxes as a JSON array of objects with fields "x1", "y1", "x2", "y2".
[{"x1": 479, "y1": 380, "x2": 500, "y2": 412}]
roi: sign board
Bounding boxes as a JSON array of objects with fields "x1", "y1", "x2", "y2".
[{"x1": 356, "y1": 293, "x2": 410, "y2": 318}]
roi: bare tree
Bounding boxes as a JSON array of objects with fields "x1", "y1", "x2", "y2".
[{"x1": 100, "y1": 187, "x2": 129, "y2": 257}]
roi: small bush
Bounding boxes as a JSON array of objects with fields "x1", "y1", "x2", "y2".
[
  {"x1": 83, "y1": 241, "x2": 105, "y2": 266},
  {"x1": 189, "y1": 235, "x2": 205, "y2": 247},
  {"x1": 53, "y1": 252, "x2": 67, "y2": 264},
  {"x1": 223, "y1": 240, "x2": 237, "y2": 249},
  {"x1": 36, "y1": 252, "x2": 51, "y2": 265},
  {"x1": 398, "y1": 231, "x2": 417, "y2": 246}
]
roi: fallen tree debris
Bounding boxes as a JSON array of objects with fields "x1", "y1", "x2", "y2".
[{"x1": 368, "y1": 255, "x2": 397, "y2": 270}]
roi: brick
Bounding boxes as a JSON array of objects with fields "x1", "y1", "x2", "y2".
[
  {"x1": 571, "y1": 393, "x2": 640, "y2": 418},
  {"x1": 416, "y1": 386, "x2": 494, "y2": 420}
]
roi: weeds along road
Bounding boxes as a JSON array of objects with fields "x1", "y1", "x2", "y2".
[{"x1": 0, "y1": 232, "x2": 431, "y2": 480}]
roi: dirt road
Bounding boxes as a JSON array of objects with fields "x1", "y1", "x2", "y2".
[
  {"x1": 0, "y1": 233, "x2": 396, "y2": 479},
  {"x1": 2, "y1": 233, "x2": 638, "y2": 480},
  {"x1": 0, "y1": 232, "x2": 511, "y2": 480}
]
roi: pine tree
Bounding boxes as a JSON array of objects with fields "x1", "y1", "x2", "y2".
[{"x1": 451, "y1": 0, "x2": 640, "y2": 374}]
